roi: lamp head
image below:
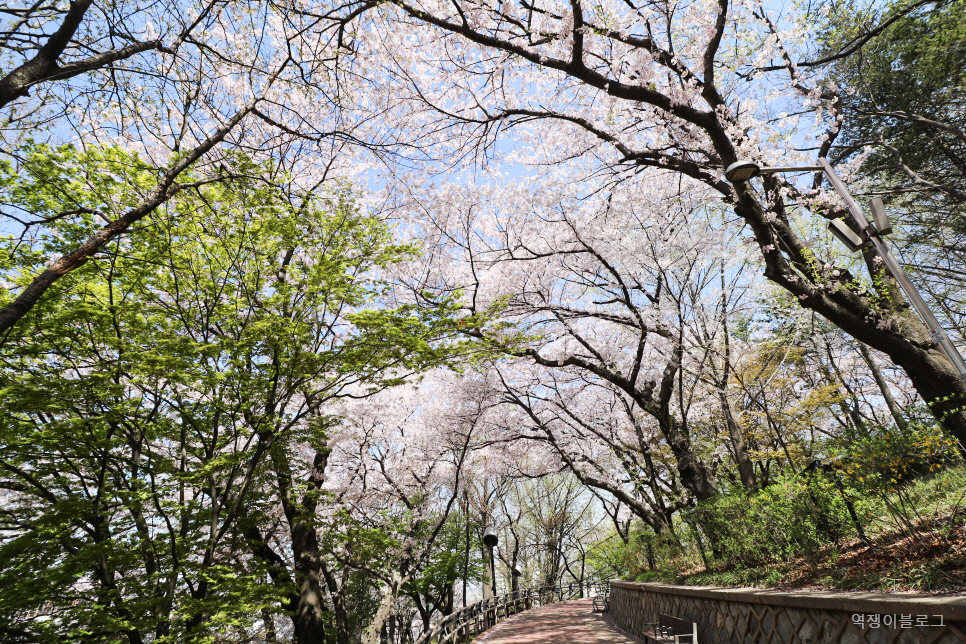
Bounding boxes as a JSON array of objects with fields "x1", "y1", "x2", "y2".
[
  {"x1": 725, "y1": 160, "x2": 762, "y2": 181},
  {"x1": 868, "y1": 197, "x2": 893, "y2": 236},
  {"x1": 828, "y1": 218, "x2": 866, "y2": 253},
  {"x1": 483, "y1": 526, "x2": 499, "y2": 548}
]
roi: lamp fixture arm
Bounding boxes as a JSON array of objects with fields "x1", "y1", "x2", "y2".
[
  {"x1": 818, "y1": 161, "x2": 966, "y2": 380},
  {"x1": 727, "y1": 156, "x2": 966, "y2": 379},
  {"x1": 870, "y1": 236, "x2": 966, "y2": 380},
  {"x1": 817, "y1": 159, "x2": 876, "y2": 234}
]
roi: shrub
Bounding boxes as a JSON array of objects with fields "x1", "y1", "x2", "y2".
[
  {"x1": 692, "y1": 472, "x2": 857, "y2": 568},
  {"x1": 833, "y1": 421, "x2": 958, "y2": 493}
]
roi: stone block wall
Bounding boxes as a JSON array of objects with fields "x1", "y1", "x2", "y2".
[{"x1": 609, "y1": 581, "x2": 966, "y2": 643}]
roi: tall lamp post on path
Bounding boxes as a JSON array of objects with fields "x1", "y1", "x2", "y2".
[
  {"x1": 725, "y1": 158, "x2": 966, "y2": 382},
  {"x1": 482, "y1": 526, "x2": 499, "y2": 599}
]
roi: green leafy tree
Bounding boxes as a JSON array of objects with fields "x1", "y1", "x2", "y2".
[{"x1": 0, "y1": 145, "x2": 463, "y2": 644}]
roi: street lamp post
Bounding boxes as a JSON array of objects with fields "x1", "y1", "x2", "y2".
[
  {"x1": 725, "y1": 159, "x2": 966, "y2": 381},
  {"x1": 482, "y1": 526, "x2": 499, "y2": 599}
]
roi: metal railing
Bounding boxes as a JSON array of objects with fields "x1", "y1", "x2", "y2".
[{"x1": 414, "y1": 580, "x2": 609, "y2": 644}]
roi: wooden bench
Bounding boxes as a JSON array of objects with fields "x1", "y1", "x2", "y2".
[
  {"x1": 643, "y1": 614, "x2": 698, "y2": 644},
  {"x1": 591, "y1": 589, "x2": 610, "y2": 612}
]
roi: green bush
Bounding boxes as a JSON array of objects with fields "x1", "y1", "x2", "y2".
[
  {"x1": 692, "y1": 472, "x2": 858, "y2": 568},
  {"x1": 833, "y1": 422, "x2": 958, "y2": 493}
]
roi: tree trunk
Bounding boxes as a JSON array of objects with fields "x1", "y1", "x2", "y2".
[
  {"x1": 262, "y1": 608, "x2": 277, "y2": 644},
  {"x1": 857, "y1": 343, "x2": 909, "y2": 432},
  {"x1": 363, "y1": 574, "x2": 405, "y2": 644},
  {"x1": 317, "y1": 559, "x2": 351, "y2": 644},
  {"x1": 662, "y1": 416, "x2": 718, "y2": 501},
  {"x1": 718, "y1": 388, "x2": 757, "y2": 492},
  {"x1": 271, "y1": 445, "x2": 333, "y2": 644},
  {"x1": 715, "y1": 284, "x2": 757, "y2": 493},
  {"x1": 291, "y1": 519, "x2": 328, "y2": 644},
  {"x1": 901, "y1": 351, "x2": 966, "y2": 440},
  {"x1": 462, "y1": 491, "x2": 469, "y2": 608},
  {"x1": 444, "y1": 584, "x2": 454, "y2": 615},
  {"x1": 651, "y1": 344, "x2": 718, "y2": 502}
]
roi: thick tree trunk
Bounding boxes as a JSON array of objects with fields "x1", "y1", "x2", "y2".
[
  {"x1": 899, "y1": 350, "x2": 966, "y2": 443},
  {"x1": 270, "y1": 445, "x2": 333, "y2": 644},
  {"x1": 291, "y1": 520, "x2": 328, "y2": 644},
  {"x1": 728, "y1": 181, "x2": 966, "y2": 453},
  {"x1": 662, "y1": 416, "x2": 717, "y2": 501}
]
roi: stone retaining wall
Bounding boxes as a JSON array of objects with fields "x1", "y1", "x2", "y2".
[{"x1": 609, "y1": 581, "x2": 966, "y2": 643}]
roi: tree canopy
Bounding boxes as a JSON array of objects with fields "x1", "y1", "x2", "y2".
[{"x1": 3, "y1": 0, "x2": 966, "y2": 641}]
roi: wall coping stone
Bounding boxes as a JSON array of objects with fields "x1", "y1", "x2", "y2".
[{"x1": 610, "y1": 581, "x2": 966, "y2": 620}]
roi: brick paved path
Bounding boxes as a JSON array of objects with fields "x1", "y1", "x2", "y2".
[{"x1": 475, "y1": 598, "x2": 639, "y2": 644}]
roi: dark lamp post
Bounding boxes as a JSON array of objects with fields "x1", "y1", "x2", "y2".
[
  {"x1": 483, "y1": 527, "x2": 498, "y2": 597},
  {"x1": 725, "y1": 158, "x2": 966, "y2": 381}
]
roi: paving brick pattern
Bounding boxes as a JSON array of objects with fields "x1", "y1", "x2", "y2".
[{"x1": 475, "y1": 598, "x2": 639, "y2": 644}]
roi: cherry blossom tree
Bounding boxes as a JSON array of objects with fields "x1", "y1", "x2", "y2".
[
  {"x1": 315, "y1": 369, "x2": 496, "y2": 644},
  {"x1": 390, "y1": 170, "x2": 764, "y2": 522},
  {"x1": 336, "y1": 0, "x2": 966, "y2": 448}
]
